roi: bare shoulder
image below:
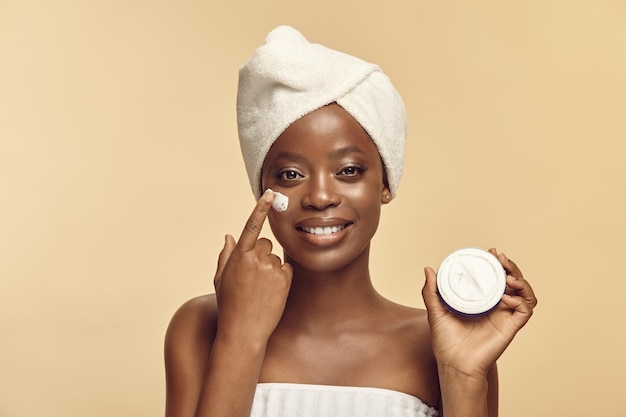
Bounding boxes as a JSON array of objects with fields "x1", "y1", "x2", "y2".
[
  {"x1": 164, "y1": 294, "x2": 218, "y2": 416},
  {"x1": 381, "y1": 300, "x2": 432, "y2": 345},
  {"x1": 167, "y1": 293, "x2": 218, "y2": 329},
  {"x1": 370, "y1": 300, "x2": 436, "y2": 365},
  {"x1": 164, "y1": 294, "x2": 218, "y2": 373},
  {"x1": 367, "y1": 299, "x2": 439, "y2": 404}
]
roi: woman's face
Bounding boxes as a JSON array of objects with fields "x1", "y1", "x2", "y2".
[{"x1": 261, "y1": 103, "x2": 391, "y2": 273}]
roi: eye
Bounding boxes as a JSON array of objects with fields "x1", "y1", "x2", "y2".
[
  {"x1": 338, "y1": 165, "x2": 364, "y2": 177},
  {"x1": 277, "y1": 169, "x2": 304, "y2": 181}
]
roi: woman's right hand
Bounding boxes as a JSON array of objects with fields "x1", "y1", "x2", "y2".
[{"x1": 213, "y1": 189, "x2": 293, "y2": 345}]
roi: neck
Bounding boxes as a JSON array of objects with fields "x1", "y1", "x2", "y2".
[{"x1": 280, "y1": 246, "x2": 385, "y2": 330}]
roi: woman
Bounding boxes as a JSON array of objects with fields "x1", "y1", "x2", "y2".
[{"x1": 164, "y1": 26, "x2": 537, "y2": 417}]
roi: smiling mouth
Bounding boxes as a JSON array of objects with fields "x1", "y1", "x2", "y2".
[{"x1": 299, "y1": 225, "x2": 348, "y2": 235}]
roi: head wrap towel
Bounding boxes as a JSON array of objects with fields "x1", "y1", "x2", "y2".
[{"x1": 237, "y1": 25, "x2": 407, "y2": 199}]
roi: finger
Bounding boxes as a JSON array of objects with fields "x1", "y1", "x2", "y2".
[
  {"x1": 505, "y1": 274, "x2": 538, "y2": 309},
  {"x1": 281, "y1": 262, "x2": 294, "y2": 288},
  {"x1": 256, "y1": 237, "x2": 274, "y2": 256},
  {"x1": 500, "y1": 294, "x2": 534, "y2": 328},
  {"x1": 215, "y1": 235, "x2": 236, "y2": 284},
  {"x1": 268, "y1": 253, "x2": 283, "y2": 266},
  {"x1": 488, "y1": 248, "x2": 522, "y2": 278},
  {"x1": 498, "y1": 253, "x2": 524, "y2": 279},
  {"x1": 238, "y1": 189, "x2": 274, "y2": 252},
  {"x1": 422, "y1": 267, "x2": 449, "y2": 317},
  {"x1": 281, "y1": 262, "x2": 293, "y2": 278}
]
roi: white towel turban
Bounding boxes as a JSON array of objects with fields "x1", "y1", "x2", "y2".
[{"x1": 237, "y1": 25, "x2": 407, "y2": 200}]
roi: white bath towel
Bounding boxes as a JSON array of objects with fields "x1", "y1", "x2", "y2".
[
  {"x1": 250, "y1": 383, "x2": 439, "y2": 417},
  {"x1": 237, "y1": 25, "x2": 407, "y2": 200}
]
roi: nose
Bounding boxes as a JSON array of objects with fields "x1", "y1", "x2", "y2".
[{"x1": 301, "y1": 173, "x2": 340, "y2": 210}]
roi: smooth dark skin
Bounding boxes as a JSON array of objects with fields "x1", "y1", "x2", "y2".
[{"x1": 164, "y1": 104, "x2": 537, "y2": 417}]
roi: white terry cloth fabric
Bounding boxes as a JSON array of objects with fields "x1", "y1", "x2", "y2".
[
  {"x1": 250, "y1": 383, "x2": 439, "y2": 417},
  {"x1": 237, "y1": 25, "x2": 407, "y2": 200}
]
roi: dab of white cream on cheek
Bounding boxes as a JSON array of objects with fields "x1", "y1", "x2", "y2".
[{"x1": 267, "y1": 189, "x2": 289, "y2": 212}]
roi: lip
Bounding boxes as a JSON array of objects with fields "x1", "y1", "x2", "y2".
[{"x1": 295, "y1": 217, "x2": 353, "y2": 246}]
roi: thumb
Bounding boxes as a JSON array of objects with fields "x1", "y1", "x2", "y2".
[
  {"x1": 421, "y1": 267, "x2": 447, "y2": 317},
  {"x1": 214, "y1": 234, "x2": 236, "y2": 289}
]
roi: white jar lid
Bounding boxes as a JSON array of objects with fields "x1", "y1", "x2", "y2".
[{"x1": 436, "y1": 247, "x2": 506, "y2": 316}]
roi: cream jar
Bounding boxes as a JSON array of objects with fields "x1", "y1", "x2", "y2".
[{"x1": 436, "y1": 247, "x2": 506, "y2": 316}]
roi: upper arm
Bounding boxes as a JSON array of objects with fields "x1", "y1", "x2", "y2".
[{"x1": 164, "y1": 294, "x2": 218, "y2": 417}]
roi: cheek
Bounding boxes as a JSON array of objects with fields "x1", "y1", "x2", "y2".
[
  {"x1": 341, "y1": 180, "x2": 384, "y2": 206},
  {"x1": 267, "y1": 212, "x2": 283, "y2": 232},
  {"x1": 267, "y1": 212, "x2": 292, "y2": 246},
  {"x1": 260, "y1": 169, "x2": 277, "y2": 195}
]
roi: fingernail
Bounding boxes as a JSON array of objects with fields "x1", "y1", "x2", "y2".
[{"x1": 262, "y1": 188, "x2": 274, "y2": 203}]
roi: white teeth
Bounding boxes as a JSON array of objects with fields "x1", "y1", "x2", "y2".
[{"x1": 302, "y1": 225, "x2": 344, "y2": 235}]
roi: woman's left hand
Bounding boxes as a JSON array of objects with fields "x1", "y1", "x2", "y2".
[{"x1": 422, "y1": 248, "x2": 538, "y2": 379}]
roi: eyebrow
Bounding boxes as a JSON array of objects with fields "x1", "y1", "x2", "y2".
[
  {"x1": 327, "y1": 145, "x2": 366, "y2": 160},
  {"x1": 271, "y1": 151, "x2": 310, "y2": 164},
  {"x1": 271, "y1": 146, "x2": 366, "y2": 163}
]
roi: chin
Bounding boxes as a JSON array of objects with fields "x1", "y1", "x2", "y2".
[{"x1": 285, "y1": 245, "x2": 371, "y2": 275}]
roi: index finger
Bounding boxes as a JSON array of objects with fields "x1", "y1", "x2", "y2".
[
  {"x1": 237, "y1": 189, "x2": 274, "y2": 252},
  {"x1": 488, "y1": 248, "x2": 523, "y2": 279}
]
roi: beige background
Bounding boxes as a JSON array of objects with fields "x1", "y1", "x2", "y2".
[{"x1": 1, "y1": 1, "x2": 625, "y2": 416}]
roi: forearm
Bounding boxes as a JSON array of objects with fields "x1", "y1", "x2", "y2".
[
  {"x1": 194, "y1": 332, "x2": 267, "y2": 417},
  {"x1": 438, "y1": 366, "x2": 489, "y2": 417}
]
